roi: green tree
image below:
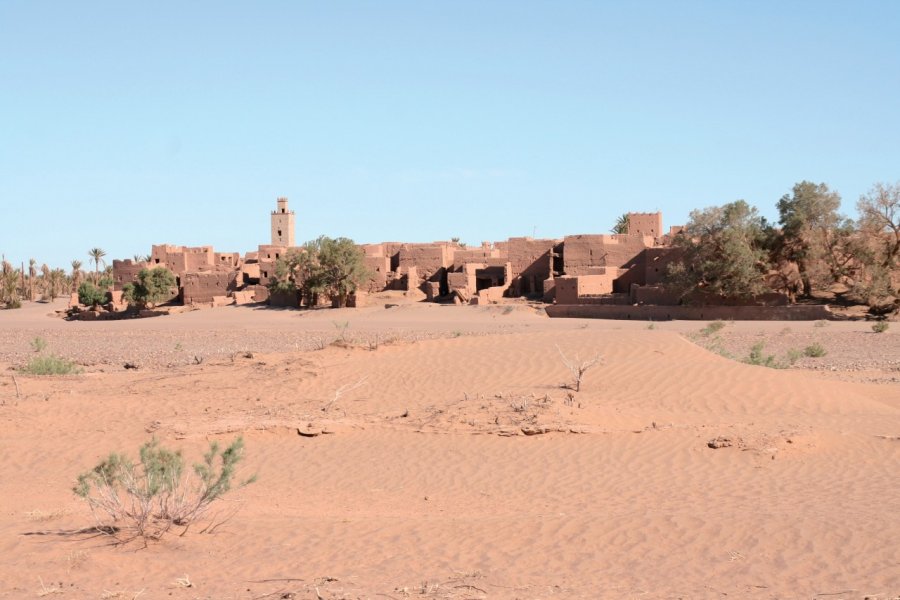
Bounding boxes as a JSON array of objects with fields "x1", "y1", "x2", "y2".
[
  {"x1": 317, "y1": 236, "x2": 370, "y2": 307},
  {"x1": 269, "y1": 236, "x2": 368, "y2": 308},
  {"x1": 776, "y1": 181, "x2": 845, "y2": 296},
  {"x1": 611, "y1": 213, "x2": 630, "y2": 235},
  {"x1": 122, "y1": 267, "x2": 176, "y2": 307},
  {"x1": 78, "y1": 281, "x2": 107, "y2": 307},
  {"x1": 666, "y1": 200, "x2": 771, "y2": 301}
]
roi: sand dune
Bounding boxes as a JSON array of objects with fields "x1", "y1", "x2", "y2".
[{"x1": 0, "y1": 303, "x2": 897, "y2": 598}]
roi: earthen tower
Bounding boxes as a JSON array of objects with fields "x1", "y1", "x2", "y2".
[{"x1": 271, "y1": 197, "x2": 295, "y2": 247}]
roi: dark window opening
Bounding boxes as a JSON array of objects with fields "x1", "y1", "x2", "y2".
[
  {"x1": 263, "y1": 271, "x2": 268, "y2": 278},
  {"x1": 281, "y1": 208, "x2": 285, "y2": 213},
  {"x1": 155, "y1": 258, "x2": 160, "y2": 264},
  {"x1": 278, "y1": 230, "x2": 282, "y2": 237}
]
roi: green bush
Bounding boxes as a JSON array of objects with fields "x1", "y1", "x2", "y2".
[
  {"x1": 804, "y1": 343, "x2": 827, "y2": 357},
  {"x1": 77, "y1": 281, "x2": 107, "y2": 307},
  {"x1": 123, "y1": 267, "x2": 176, "y2": 307},
  {"x1": 872, "y1": 321, "x2": 889, "y2": 333},
  {"x1": 21, "y1": 355, "x2": 82, "y2": 375},
  {"x1": 74, "y1": 437, "x2": 255, "y2": 541},
  {"x1": 745, "y1": 341, "x2": 778, "y2": 368}
]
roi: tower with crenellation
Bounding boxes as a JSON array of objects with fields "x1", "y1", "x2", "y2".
[{"x1": 271, "y1": 197, "x2": 295, "y2": 247}]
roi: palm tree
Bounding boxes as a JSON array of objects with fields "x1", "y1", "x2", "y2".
[
  {"x1": 88, "y1": 248, "x2": 106, "y2": 282},
  {"x1": 71, "y1": 260, "x2": 83, "y2": 293},
  {"x1": 28, "y1": 258, "x2": 37, "y2": 301},
  {"x1": 611, "y1": 213, "x2": 630, "y2": 235}
]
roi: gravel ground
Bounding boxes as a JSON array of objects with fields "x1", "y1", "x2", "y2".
[
  {"x1": 0, "y1": 327, "x2": 501, "y2": 371},
  {"x1": 689, "y1": 323, "x2": 900, "y2": 384}
]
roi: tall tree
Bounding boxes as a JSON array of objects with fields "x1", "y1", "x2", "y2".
[
  {"x1": 666, "y1": 200, "x2": 771, "y2": 301},
  {"x1": 88, "y1": 248, "x2": 107, "y2": 282},
  {"x1": 776, "y1": 181, "x2": 844, "y2": 296},
  {"x1": 28, "y1": 258, "x2": 36, "y2": 301},
  {"x1": 71, "y1": 260, "x2": 83, "y2": 293},
  {"x1": 857, "y1": 182, "x2": 900, "y2": 269}
]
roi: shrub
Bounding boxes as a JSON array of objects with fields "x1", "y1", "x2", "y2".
[
  {"x1": 30, "y1": 336, "x2": 47, "y2": 353},
  {"x1": 872, "y1": 321, "x2": 889, "y2": 333},
  {"x1": 700, "y1": 320, "x2": 726, "y2": 337},
  {"x1": 21, "y1": 355, "x2": 82, "y2": 375},
  {"x1": 814, "y1": 320, "x2": 829, "y2": 328},
  {"x1": 123, "y1": 267, "x2": 176, "y2": 307},
  {"x1": 804, "y1": 343, "x2": 827, "y2": 357},
  {"x1": 557, "y1": 345, "x2": 603, "y2": 392},
  {"x1": 786, "y1": 348, "x2": 803, "y2": 365},
  {"x1": 74, "y1": 437, "x2": 254, "y2": 542},
  {"x1": 77, "y1": 281, "x2": 107, "y2": 307},
  {"x1": 745, "y1": 341, "x2": 778, "y2": 368}
]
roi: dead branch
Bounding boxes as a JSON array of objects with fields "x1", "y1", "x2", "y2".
[{"x1": 322, "y1": 376, "x2": 368, "y2": 412}]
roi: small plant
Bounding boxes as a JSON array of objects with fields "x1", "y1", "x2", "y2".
[
  {"x1": 745, "y1": 341, "x2": 778, "y2": 368},
  {"x1": 557, "y1": 345, "x2": 602, "y2": 392},
  {"x1": 700, "y1": 320, "x2": 726, "y2": 337},
  {"x1": 872, "y1": 321, "x2": 889, "y2": 333},
  {"x1": 21, "y1": 355, "x2": 82, "y2": 375},
  {"x1": 814, "y1": 320, "x2": 829, "y2": 328},
  {"x1": 30, "y1": 336, "x2": 48, "y2": 353},
  {"x1": 785, "y1": 348, "x2": 803, "y2": 366},
  {"x1": 174, "y1": 342, "x2": 183, "y2": 351},
  {"x1": 74, "y1": 437, "x2": 255, "y2": 542},
  {"x1": 646, "y1": 322, "x2": 656, "y2": 330},
  {"x1": 332, "y1": 320, "x2": 350, "y2": 341},
  {"x1": 803, "y1": 343, "x2": 827, "y2": 358},
  {"x1": 501, "y1": 305, "x2": 515, "y2": 315}
]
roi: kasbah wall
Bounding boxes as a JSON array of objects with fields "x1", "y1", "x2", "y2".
[{"x1": 108, "y1": 202, "x2": 802, "y2": 316}]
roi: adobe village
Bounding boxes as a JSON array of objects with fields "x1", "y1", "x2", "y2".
[
  {"x1": 54, "y1": 189, "x2": 898, "y2": 323},
  {"x1": 1, "y1": 190, "x2": 899, "y2": 599}
]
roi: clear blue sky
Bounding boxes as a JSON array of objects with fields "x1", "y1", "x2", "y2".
[{"x1": 2, "y1": 1, "x2": 899, "y2": 270}]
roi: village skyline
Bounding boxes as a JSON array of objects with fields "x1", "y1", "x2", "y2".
[{"x1": 3, "y1": 2, "x2": 900, "y2": 268}]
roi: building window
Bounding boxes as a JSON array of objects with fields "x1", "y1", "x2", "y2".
[{"x1": 278, "y1": 230, "x2": 282, "y2": 237}]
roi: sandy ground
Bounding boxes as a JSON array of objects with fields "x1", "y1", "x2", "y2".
[{"x1": 0, "y1": 299, "x2": 898, "y2": 599}]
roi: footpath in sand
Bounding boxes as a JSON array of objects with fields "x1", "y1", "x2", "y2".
[{"x1": 0, "y1": 300, "x2": 898, "y2": 599}]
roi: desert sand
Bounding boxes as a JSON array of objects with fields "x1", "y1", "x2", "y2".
[{"x1": 1, "y1": 298, "x2": 898, "y2": 599}]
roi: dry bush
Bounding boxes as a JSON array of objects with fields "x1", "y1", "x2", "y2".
[
  {"x1": 74, "y1": 437, "x2": 255, "y2": 542},
  {"x1": 556, "y1": 345, "x2": 602, "y2": 392}
]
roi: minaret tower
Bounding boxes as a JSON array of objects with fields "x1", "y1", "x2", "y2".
[{"x1": 271, "y1": 197, "x2": 295, "y2": 247}]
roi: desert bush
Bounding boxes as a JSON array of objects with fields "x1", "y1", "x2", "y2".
[
  {"x1": 74, "y1": 437, "x2": 254, "y2": 542},
  {"x1": 557, "y1": 345, "x2": 602, "y2": 392},
  {"x1": 785, "y1": 348, "x2": 803, "y2": 365},
  {"x1": 700, "y1": 320, "x2": 726, "y2": 337},
  {"x1": 804, "y1": 343, "x2": 827, "y2": 357},
  {"x1": 745, "y1": 341, "x2": 778, "y2": 368},
  {"x1": 872, "y1": 321, "x2": 889, "y2": 333},
  {"x1": 77, "y1": 281, "x2": 107, "y2": 307},
  {"x1": 21, "y1": 354, "x2": 82, "y2": 375},
  {"x1": 814, "y1": 320, "x2": 829, "y2": 328},
  {"x1": 30, "y1": 336, "x2": 47, "y2": 353}
]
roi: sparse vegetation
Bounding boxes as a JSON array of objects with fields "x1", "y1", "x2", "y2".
[
  {"x1": 872, "y1": 321, "x2": 890, "y2": 333},
  {"x1": 30, "y1": 336, "x2": 47, "y2": 353},
  {"x1": 745, "y1": 341, "x2": 778, "y2": 368},
  {"x1": 74, "y1": 437, "x2": 255, "y2": 542},
  {"x1": 804, "y1": 343, "x2": 827, "y2": 357},
  {"x1": 700, "y1": 320, "x2": 727, "y2": 337},
  {"x1": 814, "y1": 320, "x2": 829, "y2": 327},
  {"x1": 21, "y1": 354, "x2": 82, "y2": 375}
]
